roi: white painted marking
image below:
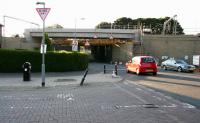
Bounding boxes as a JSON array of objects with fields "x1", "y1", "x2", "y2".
[
  {"x1": 124, "y1": 82, "x2": 129, "y2": 85},
  {"x1": 67, "y1": 97, "x2": 74, "y2": 101},
  {"x1": 182, "y1": 103, "x2": 196, "y2": 109},
  {"x1": 114, "y1": 84, "x2": 148, "y2": 103},
  {"x1": 165, "y1": 96, "x2": 173, "y2": 100},
  {"x1": 162, "y1": 104, "x2": 177, "y2": 108},
  {"x1": 24, "y1": 107, "x2": 32, "y2": 109},
  {"x1": 57, "y1": 93, "x2": 74, "y2": 101},
  {"x1": 136, "y1": 88, "x2": 142, "y2": 91},
  {"x1": 153, "y1": 96, "x2": 162, "y2": 101}
]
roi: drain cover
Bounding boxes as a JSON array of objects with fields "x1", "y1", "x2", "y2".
[{"x1": 54, "y1": 79, "x2": 76, "y2": 82}]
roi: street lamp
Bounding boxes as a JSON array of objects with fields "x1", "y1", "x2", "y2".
[
  {"x1": 110, "y1": 23, "x2": 113, "y2": 39},
  {"x1": 73, "y1": 18, "x2": 85, "y2": 51},
  {"x1": 36, "y1": 2, "x2": 45, "y2": 6},
  {"x1": 36, "y1": 1, "x2": 46, "y2": 87},
  {"x1": 74, "y1": 18, "x2": 85, "y2": 39}
]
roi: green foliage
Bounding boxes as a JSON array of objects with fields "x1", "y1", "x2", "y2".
[
  {"x1": 47, "y1": 24, "x2": 63, "y2": 28},
  {"x1": 44, "y1": 33, "x2": 53, "y2": 51},
  {"x1": 95, "y1": 22, "x2": 112, "y2": 29},
  {"x1": 96, "y1": 17, "x2": 184, "y2": 34},
  {"x1": 0, "y1": 49, "x2": 88, "y2": 72},
  {"x1": 114, "y1": 17, "x2": 133, "y2": 29}
]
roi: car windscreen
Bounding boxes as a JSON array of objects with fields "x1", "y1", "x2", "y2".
[
  {"x1": 141, "y1": 57, "x2": 155, "y2": 63},
  {"x1": 176, "y1": 60, "x2": 188, "y2": 65}
]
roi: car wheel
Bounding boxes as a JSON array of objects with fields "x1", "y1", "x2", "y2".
[
  {"x1": 126, "y1": 68, "x2": 129, "y2": 73},
  {"x1": 136, "y1": 69, "x2": 140, "y2": 75},
  {"x1": 177, "y1": 67, "x2": 182, "y2": 72},
  {"x1": 189, "y1": 70, "x2": 194, "y2": 73},
  {"x1": 153, "y1": 72, "x2": 157, "y2": 76},
  {"x1": 163, "y1": 65, "x2": 167, "y2": 70}
]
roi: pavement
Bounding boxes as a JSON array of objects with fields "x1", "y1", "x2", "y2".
[{"x1": 0, "y1": 63, "x2": 200, "y2": 123}]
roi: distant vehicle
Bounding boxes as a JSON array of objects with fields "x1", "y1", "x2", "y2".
[
  {"x1": 125, "y1": 56, "x2": 157, "y2": 75},
  {"x1": 161, "y1": 59, "x2": 196, "y2": 72}
]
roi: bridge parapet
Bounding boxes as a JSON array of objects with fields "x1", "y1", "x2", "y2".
[{"x1": 24, "y1": 28, "x2": 140, "y2": 41}]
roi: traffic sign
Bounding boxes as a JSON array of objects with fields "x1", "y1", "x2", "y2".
[
  {"x1": 40, "y1": 44, "x2": 47, "y2": 54},
  {"x1": 72, "y1": 40, "x2": 78, "y2": 51},
  {"x1": 36, "y1": 8, "x2": 51, "y2": 21},
  {"x1": 85, "y1": 40, "x2": 90, "y2": 46}
]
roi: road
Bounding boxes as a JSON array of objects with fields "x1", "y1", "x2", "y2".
[
  {"x1": 117, "y1": 65, "x2": 200, "y2": 109},
  {"x1": 0, "y1": 63, "x2": 199, "y2": 123}
]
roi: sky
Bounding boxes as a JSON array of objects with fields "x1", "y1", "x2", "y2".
[{"x1": 0, "y1": 0, "x2": 200, "y2": 37}]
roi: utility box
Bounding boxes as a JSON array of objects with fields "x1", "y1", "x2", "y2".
[{"x1": 193, "y1": 55, "x2": 200, "y2": 66}]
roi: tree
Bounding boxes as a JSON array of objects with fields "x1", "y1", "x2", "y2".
[
  {"x1": 48, "y1": 24, "x2": 63, "y2": 29},
  {"x1": 95, "y1": 22, "x2": 112, "y2": 29},
  {"x1": 12, "y1": 34, "x2": 20, "y2": 38},
  {"x1": 96, "y1": 17, "x2": 184, "y2": 34},
  {"x1": 44, "y1": 33, "x2": 53, "y2": 51},
  {"x1": 113, "y1": 17, "x2": 133, "y2": 29}
]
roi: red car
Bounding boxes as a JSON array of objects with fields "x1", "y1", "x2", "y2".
[{"x1": 125, "y1": 56, "x2": 157, "y2": 75}]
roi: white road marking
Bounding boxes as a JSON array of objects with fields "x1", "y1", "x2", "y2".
[{"x1": 114, "y1": 83, "x2": 148, "y2": 103}]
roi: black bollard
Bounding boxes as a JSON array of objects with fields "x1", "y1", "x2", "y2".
[
  {"x1": 80, "y1": 68, "x2": 88, "y2": 86},
  {"x1": 114, "y1": 64, "x2": 118, "y2": 75},
  {"x1": 104, "y1": 65, "x2": 106, "y2": 74},
  {"x1": 22, "y1": 62, "x2": 31, "y2": 81}
]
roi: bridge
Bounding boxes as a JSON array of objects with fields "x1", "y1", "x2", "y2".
[
  {"x1": 24, "y1": 28, "x2": 140, "y2": 42},
  {"x1": 24, "y1": 28, "x2": 142, "y2": 63}
]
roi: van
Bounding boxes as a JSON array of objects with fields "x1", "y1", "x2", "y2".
[{"x1": 125, "y1": 56, "x2": 157, "y2": 75}]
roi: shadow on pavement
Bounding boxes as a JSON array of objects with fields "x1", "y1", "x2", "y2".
[
  {"x1": 145, "y1": 79, "x2": 200, "y2": 88},
  {"x1": 148, "y1": 87, "x2": 200, "y2": 109},
  {"x1": 157, "y1": 73, "x2": 200, "y2": 83}
]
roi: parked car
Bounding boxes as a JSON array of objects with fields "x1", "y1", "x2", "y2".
[
  {"x1": 161, "y1": 59, "x2": 196, "y2": 72},
  {"x1": 125, "y1": 56, "x2": 157, "y2": 75}
]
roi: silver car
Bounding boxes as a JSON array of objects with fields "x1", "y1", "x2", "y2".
[{"x1": 161, "y1": 59, "x2": 196, "y2": 72}]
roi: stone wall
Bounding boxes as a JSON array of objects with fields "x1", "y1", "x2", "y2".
[
  {"x1": 142, "y1": 35, "x2": 200, "y2": 64},
  {"x1": 112, "y1": 41, "x2": 133, "y2": 63},
  {"x1": 1, "y1": 37, "x2": 39, "y2": 50},
  {"x1": 1, "y1": 35, "x2": 200, "y2": 65}
]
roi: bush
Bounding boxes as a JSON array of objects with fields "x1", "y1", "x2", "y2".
[{"x1": 0, "y1": 49, "x2": 88, "y2": 72}]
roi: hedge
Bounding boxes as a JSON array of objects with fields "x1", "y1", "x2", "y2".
[{"x1": 0, "y1": 49, "x2": 89, "y2": 72}]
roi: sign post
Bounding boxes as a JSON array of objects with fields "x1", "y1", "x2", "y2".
[{"x1": 36, "y1": 5, "x2": 50, "y2": 87}]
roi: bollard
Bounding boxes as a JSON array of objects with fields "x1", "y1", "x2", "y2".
[
  {"x1": 80, "y1": 68, "x2": 88, "y2": 86},
  {"x1": 22, "y1": 62, "x2": 31, "y2": 81},
  {"x1": 104, "y1": 65, "x2": 106, "y2": 74},
  {"x1": 114, "y1": 64, "x2": 118, "y2": 75}
]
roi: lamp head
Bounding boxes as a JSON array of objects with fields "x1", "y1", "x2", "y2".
[{"x1": 36, "y1": 2, "x2": 45, "y2": 5}]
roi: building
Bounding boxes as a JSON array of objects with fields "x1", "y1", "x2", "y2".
[{"x1": 0, "y1": 24, "x2": 3, "y2": 48}]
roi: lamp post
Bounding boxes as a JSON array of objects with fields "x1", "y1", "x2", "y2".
[
  {"x1": 36, "y1": 1, "x2": 46, "y2": 87},
  {"x1": 110, "y1": 23, "x2": 113, "y2": 39},
  {"x1": 74, "y1": 18, "x2": 85, "y2": 39},
  {"x1": 73, "y1": 18, "x2": 85, "y2": 51}
]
